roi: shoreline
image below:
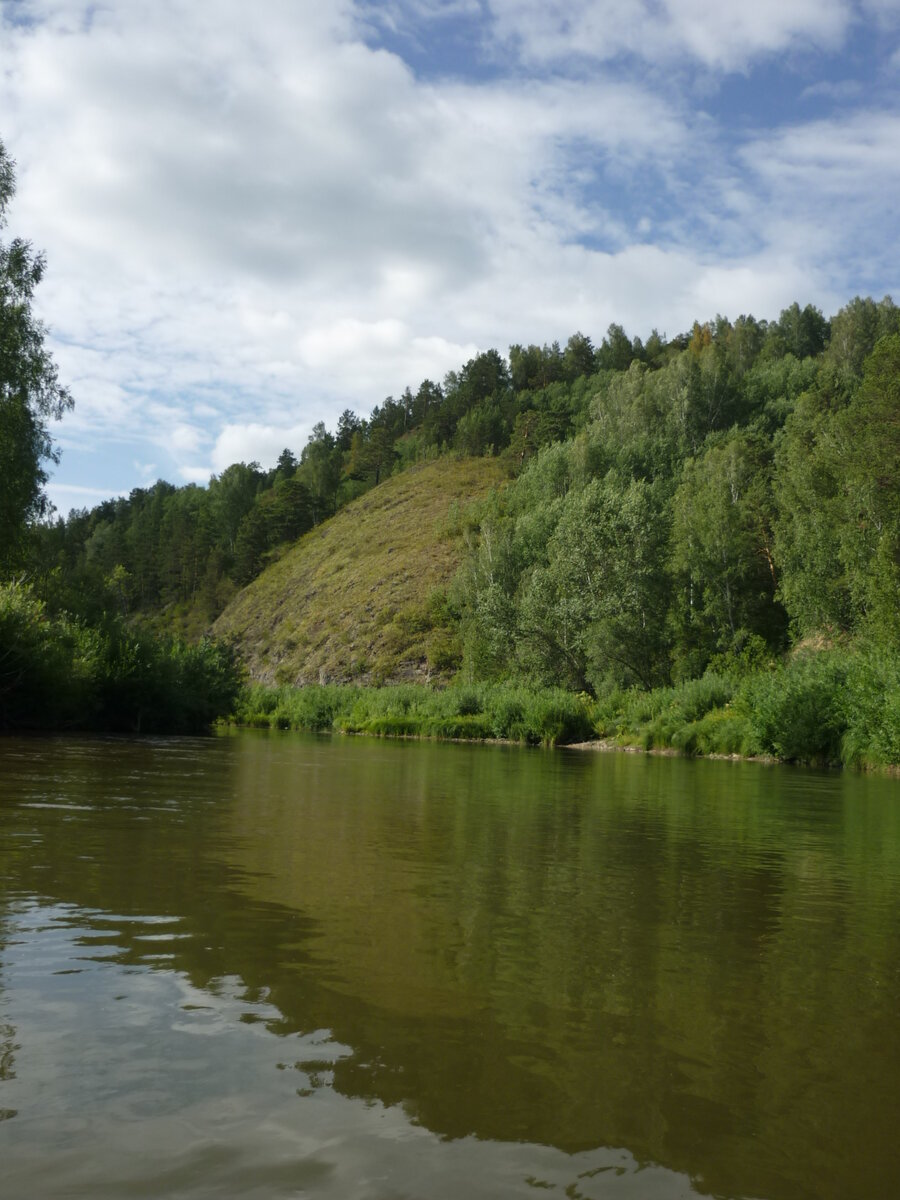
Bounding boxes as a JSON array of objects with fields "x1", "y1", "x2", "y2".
[
  {"x1": 565, "y1": 738, "x2": 779, "y2": 764},
  {"x1": 229, "y1": 722, "x2": 845, "y2": 770}
]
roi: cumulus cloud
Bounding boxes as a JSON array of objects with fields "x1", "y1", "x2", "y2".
[{"x1": 1, "y1": 1, "x2": 697, "y2": 477}]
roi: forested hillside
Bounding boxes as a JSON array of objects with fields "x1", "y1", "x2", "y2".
[
  {"x1": 27, "y1": 294, "x2": 900, "y2": 706},
  {"x1": 454, "y1": 299, "x2": 900, "y2": 692}
]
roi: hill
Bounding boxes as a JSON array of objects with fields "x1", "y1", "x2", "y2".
[{"x1": 213, "y1": 456, "x2": 507, "y2": 685}]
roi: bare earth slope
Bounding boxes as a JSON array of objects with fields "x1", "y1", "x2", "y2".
[{"x1": 213, "y1": 456, "x2": 506, "y2": 685}]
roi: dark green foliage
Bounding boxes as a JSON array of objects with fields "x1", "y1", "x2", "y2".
[
  {"x1": 739, "y1": 654, "x2": 849, "y2": 763},
  {"x1": 0, "y1": 582, "x2": 241, "y2": 733},
  {"x1": 592, "y1": 646, "x2": 900, "y2": 768},
  {"x1": 739, "y1": 648, "x2": 900, "y2": 767},
  {"x1": 841, "y1": 649, "x2": 900, "y2": 768},
  {"x1": 0, "y1": 141, "x2": 73, "y2": 571},
  {"x1": 771, "y1": 302, "x2": 829, "y2": 361},
  {"x1": 594, "y1": 674, "x2": 736, "y2": 749},
  {"x1": 670, "y1": 430, "x2": 786, "y2": 674},
  {"x1": 774, "y1": 329, "x2": 900, "y2": 645}
]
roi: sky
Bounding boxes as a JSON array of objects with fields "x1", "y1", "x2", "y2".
[{"x1": 2, "y1": 0, "x2": 900, "y2": 514}]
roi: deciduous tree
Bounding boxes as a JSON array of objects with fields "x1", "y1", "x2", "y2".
[{"x1": 0, "y1": 141, "x2": 73, "y2": 572}]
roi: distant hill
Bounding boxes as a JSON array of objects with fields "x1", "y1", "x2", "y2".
[{"x1": 213, "y1": 456, "x2": 507, "y2": 685}]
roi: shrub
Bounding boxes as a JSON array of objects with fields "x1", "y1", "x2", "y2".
[
  {"x1": 0, "y1": 581, "x2": 242, "y2": 734},
  {"x1": 736, "y1": 652, "x2": 850, "y2": 763}
]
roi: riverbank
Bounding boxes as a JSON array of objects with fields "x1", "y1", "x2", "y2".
[
  {"x1": 229, "y1": 681, "x2": 595, "y2": 746},
  {"x1": 230, "y1": 644, "x2": 900, "y2": 768}
]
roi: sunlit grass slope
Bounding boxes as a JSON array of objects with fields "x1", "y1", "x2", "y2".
[{"x1": 213, "y1": 456, "x2": 506, "y2": 686}]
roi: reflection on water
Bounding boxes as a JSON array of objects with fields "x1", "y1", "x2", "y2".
[{"x1": 1, "y1": 732, "x2": 900, "y2": 1199}]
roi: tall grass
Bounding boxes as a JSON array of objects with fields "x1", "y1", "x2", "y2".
[
  {"x1": 594, "y1": 673, "x2": 745, "y2": 753},
  {"x1": 231, "y1": 680, "x2": 595, "y2": 746}
]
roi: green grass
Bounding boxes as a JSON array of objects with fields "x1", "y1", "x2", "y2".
[
  {"x1": 229, "y1": 680, "x2": 595, "y2": 746},
  {"x1": 213, "y1": 456, "x2": 507, "y2": 687}
]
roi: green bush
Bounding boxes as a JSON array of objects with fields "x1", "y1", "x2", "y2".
[
  {"x1": 842, "y1": 649, "x2": 900, "y2": 767},
  {"x1": 0, "y1": 581, "x2": 242, "y2": 734},
  {"x1": 739, "y1": 653, "x2": 849, "y2": 763}
]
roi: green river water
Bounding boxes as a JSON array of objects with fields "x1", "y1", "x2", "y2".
[{"x1": 1, "y1": 731, "x2": 899, "y2": 1199}]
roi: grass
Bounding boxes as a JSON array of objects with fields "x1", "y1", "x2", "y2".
[
  {"x1": 213, "y1": 456, "x2": 507, "y2": 687},
  {"x1": 229, "y1": 680, "x2": 595, "y2": 747}
]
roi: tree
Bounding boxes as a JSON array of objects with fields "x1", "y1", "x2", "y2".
[
  {"x1": 336, "y1": 409, "x2": 362, "y2": 452},
  {"x1": 0, "y1": 140, "x2": 73, "y2": 572},
  {"x1": 824, "y1": 295, "x2": 900, "y2": 391},
  {"x1": 346, "y1": 422, "x2": 396, "y2": 486},
  {"x1": 298, "y1": 423, "x2": 342, "y2": 517},
  {"x1": 263, "y1": 477, "x2": 315, "y2": 544},
  {"x1": 519, "y1": 476, "x2": 671, "y2": 690},
  {"x1": 832, "y1": 334, "x2": 900, "y2": 643},
  {"x1": 209, "y1": 462, "x2": 264, "y2": 553},
  {"x1": 233, "y1": 505, "x2": 269, "y2": 585},
  {"x1": 776, "y1": 302, "x2": 828, "y2": 361},
  {"x1": 509, "y1": 342, "x2": 563, "y2": 392},
  {"x1": 274, "y1": 448, "x2": 298, "y2": 479},
  {"x1": 595, "y1": 323, "x2": 634, "y2": 372},
  {"x1": 562, "y1": 332, "x2": 595, "y2": 382},
  {"x1": 670, "y1": 431, "x2": 785, "y2": 673}
]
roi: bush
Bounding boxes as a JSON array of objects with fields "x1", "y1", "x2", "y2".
[
  {"x1": 594, "y1": 674, "x2": 735, "y2": 749},
  {"x1": 0, "y1": 581, "x2": 242, "y2": 734},
  {"x1": 739, "y1": 653, "x2": 849, "y2": 763},
  {"x1": 225, "y1": 649, "x2": 900, "y2": 766},
  {"x1": 842, "y1": 649, "x2": 900, "y2": 767}
]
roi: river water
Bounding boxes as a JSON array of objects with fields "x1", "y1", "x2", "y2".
[{"x1": 1, "y1": 731, "x2": 899, "y2": 1199}]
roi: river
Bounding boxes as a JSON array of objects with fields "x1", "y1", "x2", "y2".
[{"x1": 1, "y1": 731, "x2": 899, "y2": 1199}]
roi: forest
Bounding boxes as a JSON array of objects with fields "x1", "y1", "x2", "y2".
[{"x1": 2, "y1": 133, "x2": 899, "y2": 760}]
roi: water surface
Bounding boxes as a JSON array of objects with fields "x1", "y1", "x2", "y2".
[{"x1": 1, "y1": 732, "x2": 899, "y2": 1198}]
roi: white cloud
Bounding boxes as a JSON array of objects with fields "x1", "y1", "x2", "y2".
[
  {"x1": 209, "y1": 422, "x2": 313, "y2": 475},
  {"x1": 45, "y1": 482, "x2": 129, "y2": 514},
  {"x1": 743, "y1": 111, "x2": 900, "y2": 193},
  {"x1": 801, "y1": 79, "x2": 865, "y2": 101},
  {"x1": 478, "y1": 0, "x2": 852, "y2": 71},
  {"x1": 0, "y1": 1, "x2": 699, "y2": 481}
]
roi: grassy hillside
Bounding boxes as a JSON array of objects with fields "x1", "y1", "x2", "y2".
[{"x1": 213, "y1": 456, "x2": 507, "y2": 685}]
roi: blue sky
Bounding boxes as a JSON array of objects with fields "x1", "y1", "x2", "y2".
[{"x1": 2, "y1": 0, "x2": 900, "y2": 513}]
